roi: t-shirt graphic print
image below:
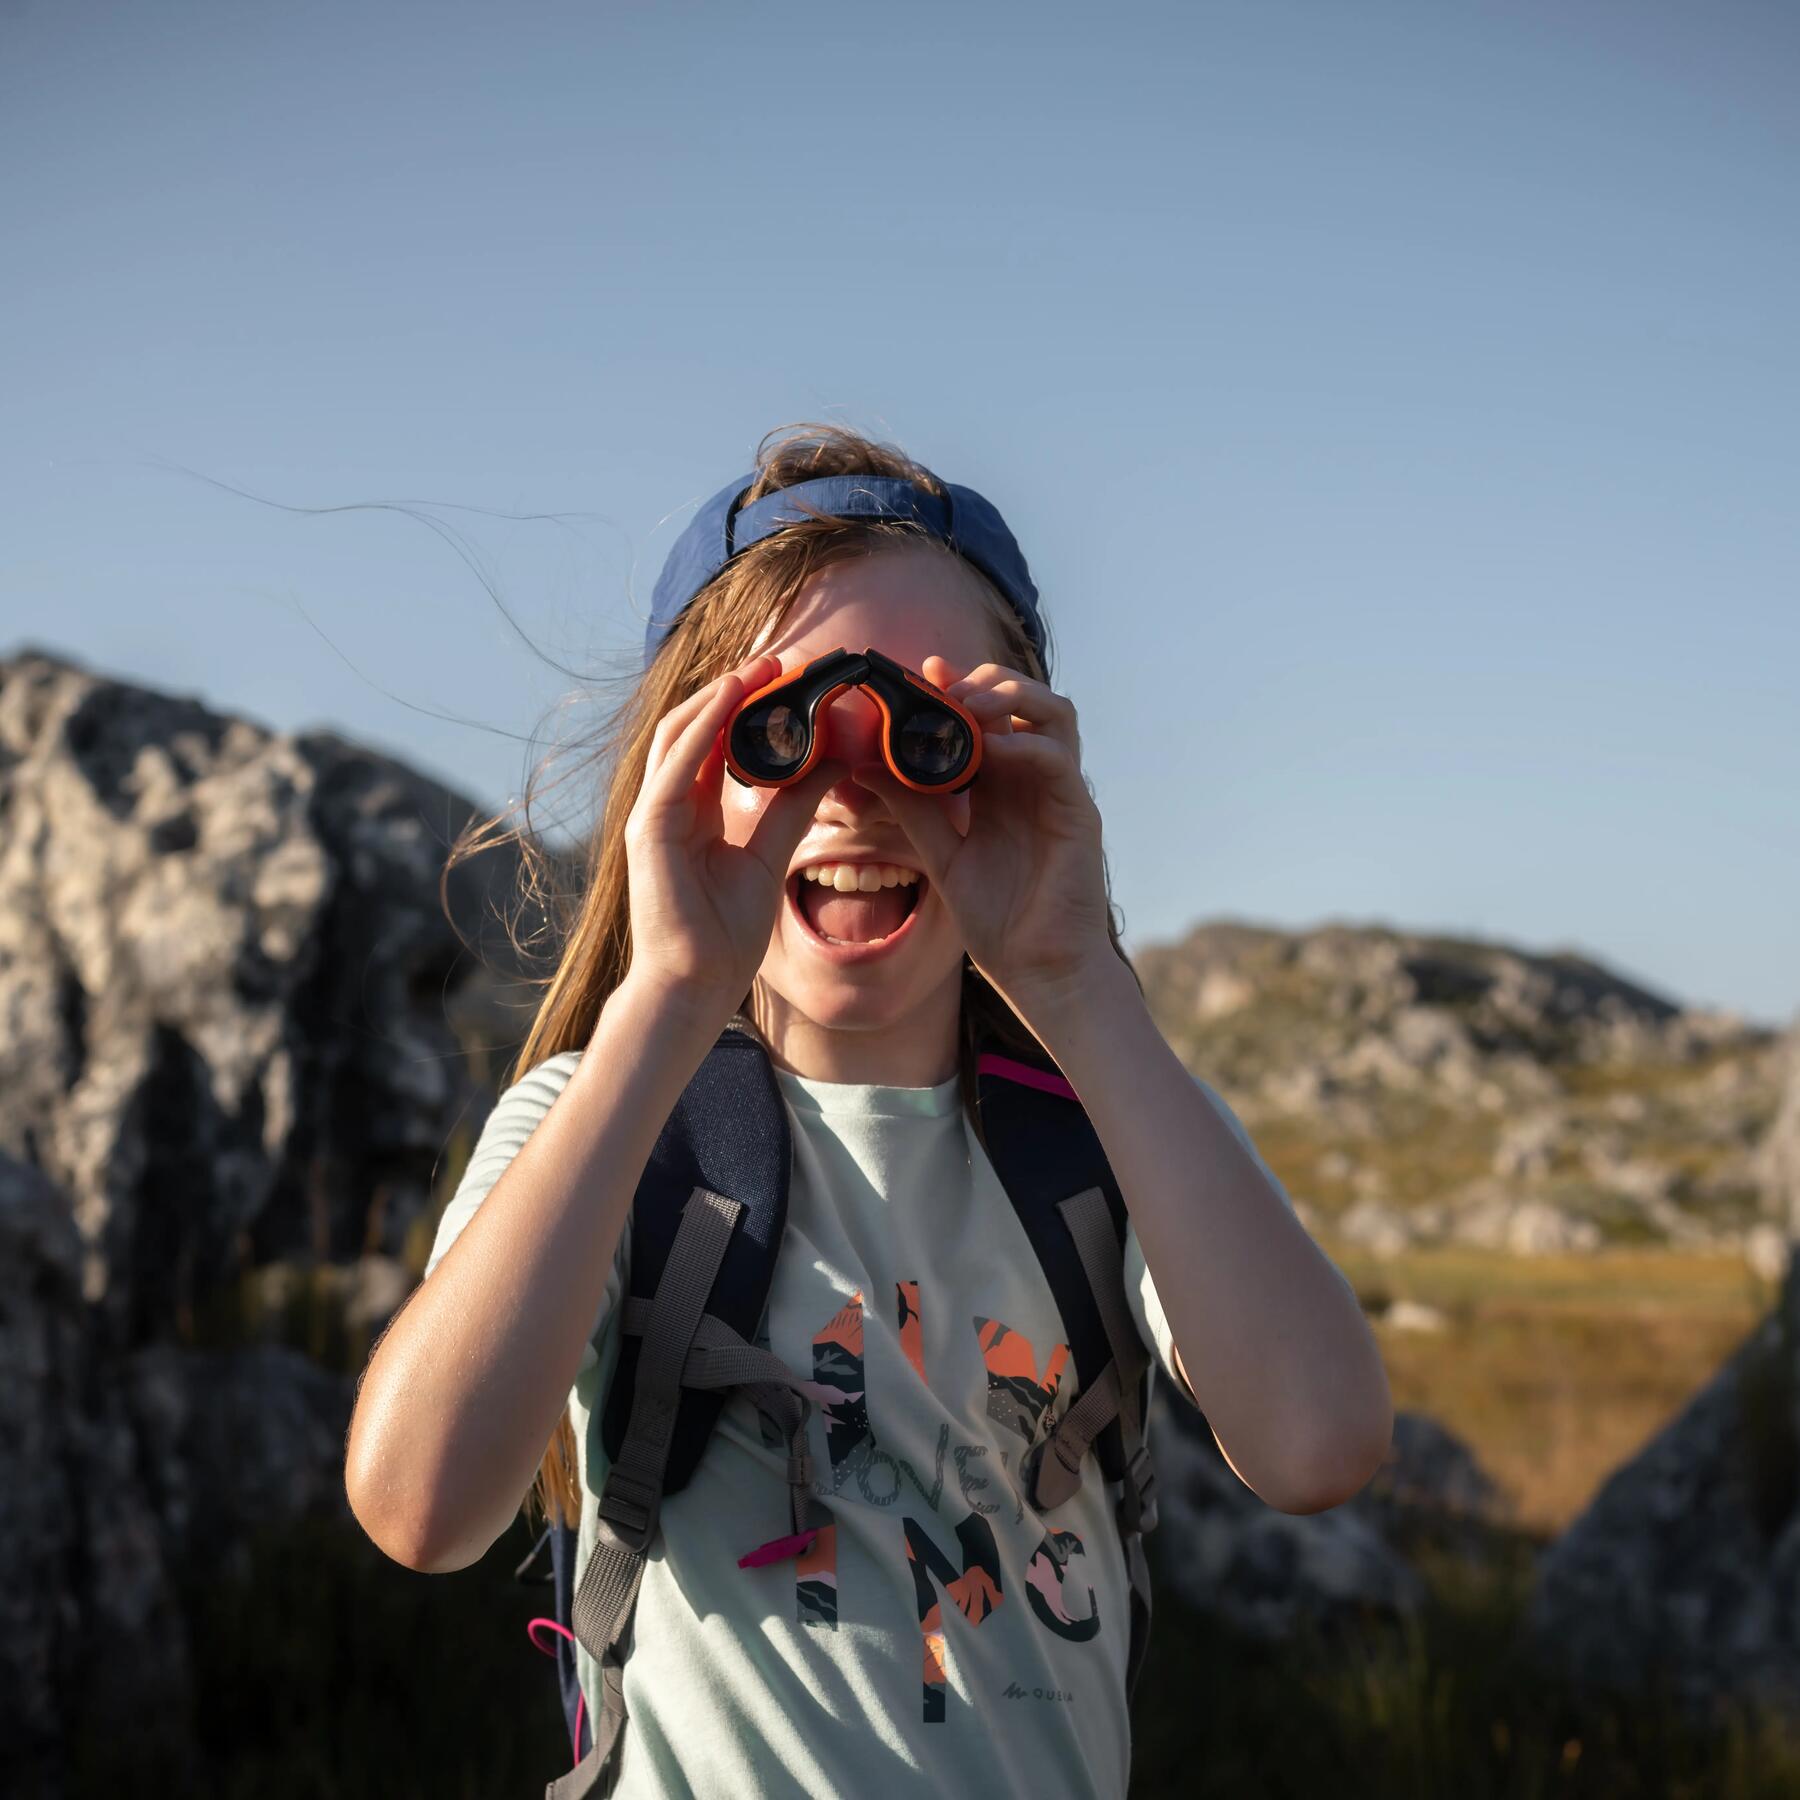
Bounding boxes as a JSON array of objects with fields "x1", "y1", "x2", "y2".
[{"x1": 785, "y1": 1275, "x2": 1096, "y2": 1722}]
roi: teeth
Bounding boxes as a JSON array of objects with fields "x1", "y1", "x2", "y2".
[{"x1": 798, "y1": 862, "x2": 920, "y2": 889}]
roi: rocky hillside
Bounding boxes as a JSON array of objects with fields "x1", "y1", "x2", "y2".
[{"x1": 1134, "y1": 920, "x2": 1788, "y2": 1258}]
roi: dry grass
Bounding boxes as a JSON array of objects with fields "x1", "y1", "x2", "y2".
[{"x1": 1324, "y1": 1241, "x2": 1779, "y2": 1533}]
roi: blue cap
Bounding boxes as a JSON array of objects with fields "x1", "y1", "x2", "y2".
[{"x1": 644, "y1": 471, "x2": 1042, "y2": 669}]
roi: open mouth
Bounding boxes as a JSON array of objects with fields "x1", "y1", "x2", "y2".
[{"x1": 787, "y1": 860, "x2": 926, "y2": 960}]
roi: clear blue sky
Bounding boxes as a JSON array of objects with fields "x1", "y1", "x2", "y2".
[{"x1": 4, "y1": 0, "x2": 1795, "y2": 1024}]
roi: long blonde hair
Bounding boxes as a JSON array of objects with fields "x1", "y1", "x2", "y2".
[{"x1": 440, "y1": 421, "x2": 1142, "y2": 1531}]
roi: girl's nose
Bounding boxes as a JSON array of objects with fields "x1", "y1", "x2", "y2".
[{"x1": 820, "y1": 683, "x2": 884, "y2": 769}]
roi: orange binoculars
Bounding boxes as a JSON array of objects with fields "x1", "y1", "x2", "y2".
[{"x1": 723, "y1": 647, "x2": 984, "y2": 794}]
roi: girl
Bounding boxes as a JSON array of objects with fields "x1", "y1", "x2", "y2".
[{"x1": 346, "y1": 423, "x2": 1392, "y2": 1798}]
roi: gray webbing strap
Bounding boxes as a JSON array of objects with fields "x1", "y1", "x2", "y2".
[
  {"x1": 544, "y1": 1672, "x2": 622, "y2": 1800},
  {"x1": 1026, "y1": 1356, "x2": 1124, "y2": 1510},
  {"x1": 1058, "y1": 1187, "x2": 1158, "y2": 1529},
  {"x1": 549, "y1": 1219, "x2": 828, "y2": 1800},
  {"x1": 617, "y1": 1300, "x2": 824, "y2": 1536},
  {"x1": 1051, "y1": 1188, "x2": 1159, "y2": 1692},
  {"x1": 551, "y1": 1187, "x2": 740, "y2": 1800},
  {"x1": 597, "y1": 1188, "x2": 743, "y2": 1552},
  {"x1": 1027, "y1": 1187, "x2": 1159, "y2": 1512}
]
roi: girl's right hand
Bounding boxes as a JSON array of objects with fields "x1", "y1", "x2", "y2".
[{"x1": 622, "y1": 653, "x2": 845, "y2": 1021}]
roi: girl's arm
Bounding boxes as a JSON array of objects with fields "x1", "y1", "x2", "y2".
[
  {"x1": 1028, "y1": 959, "x2": 1394, "y2": 1516},
  {"x1": 347, "y1": 655, "x2": 843, "y2": 1572},
  {"x1": 344, "y1": 970, "x2": 727, "y2": 1572},
  {"x1": 839, "y1": 657, "x2": 1391, "y2": 1514}
]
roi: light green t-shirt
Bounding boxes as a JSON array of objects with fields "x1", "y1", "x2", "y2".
[{"x1": 426, "y1": 1049, "x2": 1292, "y2": 1799}]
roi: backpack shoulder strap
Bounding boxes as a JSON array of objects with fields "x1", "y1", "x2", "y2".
[
  {"x1": 547, "y1": 1017, "x2": 828, "y2": 1799},
  {"x1": 598, "y1": 1015, "x2": 789, "y2": 1483},
  {"x1": 974, "y1": 1044, "x2": 1160, "y2": 1701}
]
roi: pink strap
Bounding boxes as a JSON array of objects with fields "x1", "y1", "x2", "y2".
[
  {"x1": 527, "y1": 1616, "x2": 588, "y2": 1768},
  {"x1": 738, "y1": 1528, "x2": 819, "y2": 1568},
  {"x1": 976, "y1": 1051, "x2": 1078, "y2": 1102}
]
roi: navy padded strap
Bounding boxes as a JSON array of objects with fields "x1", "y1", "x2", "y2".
[
  {"x1": 974, "y1": 1045, "x2": 1140, "y2": 1487},
  {"x1": 601, "y1": 1026, "x2": 790, "y2": 1489}
]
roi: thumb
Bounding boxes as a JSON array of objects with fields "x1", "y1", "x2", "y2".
[{"x1": 743, "y1": 758, "x2": 848, "y2": 879}]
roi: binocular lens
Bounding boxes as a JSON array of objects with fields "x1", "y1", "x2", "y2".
[
  {"x1": 737, "y1": 696, "x2": 968, "y2": 781},
  {"x1": 900, "y1": 711, "x2": 968, "y2": 778},
  {"x1": 740, "y1": 700, "x2": 808, "y2": 771}
]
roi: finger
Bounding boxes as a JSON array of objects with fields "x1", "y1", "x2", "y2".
[
  {"x1": 645, "y1": 652, "x2": 785, "y2": 763},
  {"x1": 848, "y1": 760, "x2": 965, "y2": 881},
  {"x1": 976, "y1": 730, "x2": 1093, "y2": 808},
  {"x1": 644, "y1": 666, "x2": 736, "y2": 772},
  {"x1": 692, "y1": 710, "x2": 728, "y2": 823},
  {"x1": 732, "y1": 650, "x2": 787, "y2": 689},
  {"x1": 741, "y1": 757, "x2": 849, "y2": 880},
  {"x1": 952, "y1": 675, "x2": 1077, "y2": 752},
  {"x1": 643, "y1": 670, "x2": 758, "y2": 810},
  {"x1": 944, "y1": 661, "x2": 1029, "y2": 692},
  {"x1": 955, "y1": 690, "x2": 1020, "y2": 734}
]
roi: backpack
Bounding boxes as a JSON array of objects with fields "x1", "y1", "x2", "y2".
[{"x1": 514, "y1": 1016, "x2": 1162, "y2": 1799}]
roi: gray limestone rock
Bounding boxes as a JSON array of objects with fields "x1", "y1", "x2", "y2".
[
  {"x1": 1526, "y1": 1249, "x2": 1800, "y2": 1720},
  {"x1": 1146, "y1": 1380, "x2": 1425, "y2": 1639},
  {"x1": 1146, "y1": 1385, "x2": 1511, "y2": 1642},
  {"x1": 0, "y1": 1150, "x2": 192, "y2": 1787},
  {"x1": 0, "y1": 647, "x2": 530, "y2": 1342},
  {"x1": 1336, "y1": 1196, "x2": 1418, "y2": 1258},
  {"x1": 1135, "y1": 916, "x2": 1781, "y2": 1259},
  {"x1": 1758, "y1": 1017, "x2": 1800, "y2": 1238},
  {"x1": 0, "y1": 647, "x2": 538, "y2": 1792}
]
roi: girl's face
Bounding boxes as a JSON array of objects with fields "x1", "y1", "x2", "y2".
[{"x1": 721, "y1": 541, "x2": 1011, "y2": 1056}]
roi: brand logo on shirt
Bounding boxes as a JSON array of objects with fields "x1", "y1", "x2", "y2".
[{"x1": 1001, "y1": 1680, "x2": 1075, "y2": 1703}]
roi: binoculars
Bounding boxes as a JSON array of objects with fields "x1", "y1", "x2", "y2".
[{"x1": 724, "y1": 646, "x2": 984, "y2": 795}]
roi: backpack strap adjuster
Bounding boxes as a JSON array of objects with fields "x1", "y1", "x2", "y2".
[
  {"x1": 594, "y1": 1473, "x2": 655, "y2": 1555},
  {"x1": 1119, "y1": 1438, "x2": 1158, "y2": 1536}
]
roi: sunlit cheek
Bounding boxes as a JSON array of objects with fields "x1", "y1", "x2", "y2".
[{"x1": 720, "y1": 777, "x2": 770, "y2": 848}]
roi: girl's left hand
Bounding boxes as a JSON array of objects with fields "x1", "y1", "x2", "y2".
[{"x1": 849, "y1": 656, "x2": 1116, "y2": 1020}]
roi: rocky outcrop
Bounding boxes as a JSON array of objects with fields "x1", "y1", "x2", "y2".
[
  {"x1": 0, "y1": 647, "x2": 534, "y2": 1796},
  {"x1": 1335, "y1": 1189, "x2": 1607, "y2": 1257},
  {"x1": 1758, "y1": 1017, "x2": 1800, "y2": 1241},
  {"x1": 1524, "y1": 1019, "x2": 1800, "y2": 1721},
  {"x1": 1136, "y1": 920, "x2": 1783, "y2": 1256},
  {"x1": 0, "y1": 1151, "x2": 192, "y2": 1783},
  {"x1": 0, "y1": 647, "x2": 529, "y2": 1344},
  {"x1": 1146, "y1": 1383, "x2": 1510, "y2": 1641},
  {"x1": 1525, "y1": 1245, "x2": 1800, "y2": 1720}
]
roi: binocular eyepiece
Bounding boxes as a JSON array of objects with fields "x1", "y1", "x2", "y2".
[{"x1": 724, "y1": 647, "x2": 984, "y2": 795}]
